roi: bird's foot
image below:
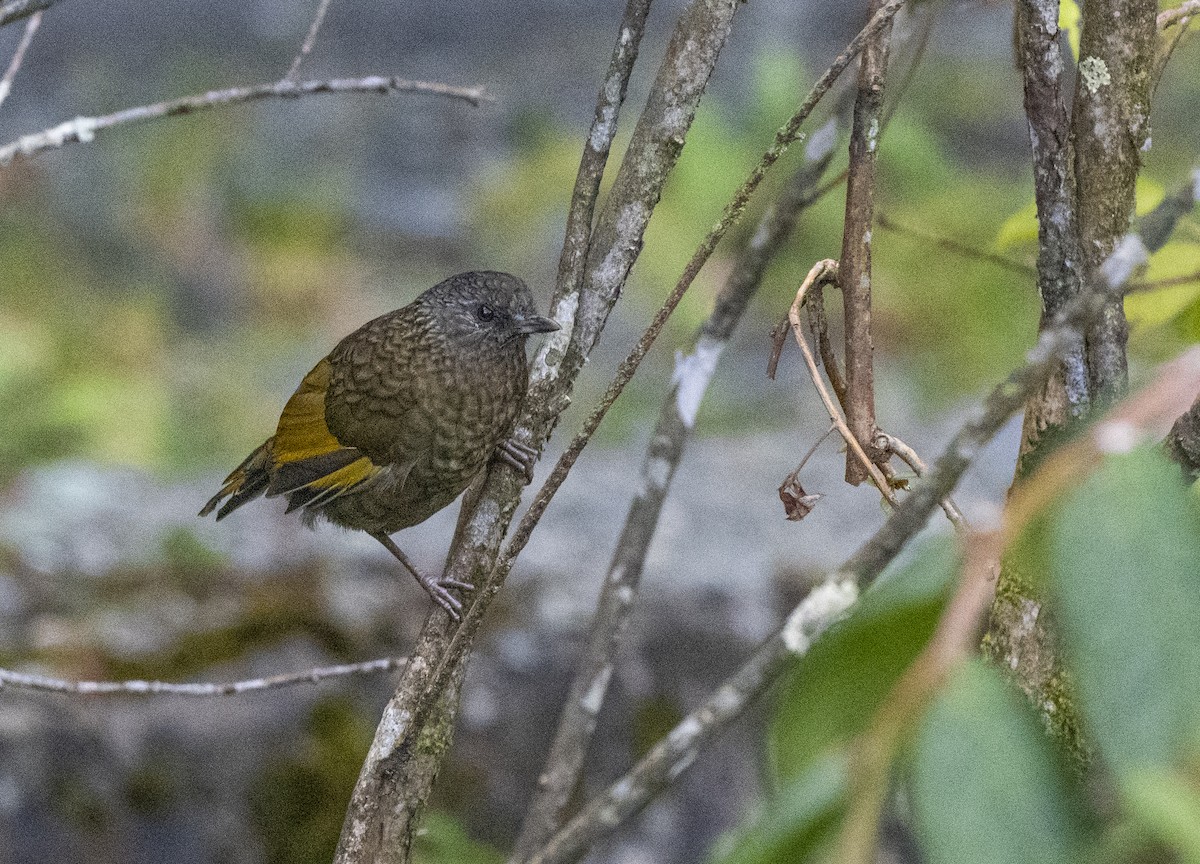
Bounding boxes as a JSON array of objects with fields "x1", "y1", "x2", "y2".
[
  {"x1": 495, "y1": 437, "x2": 539, "y2": 483},
  {"x1": 414, "y1": 570, "x2": 474, "y2": 620}
]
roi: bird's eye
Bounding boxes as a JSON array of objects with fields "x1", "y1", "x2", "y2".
[{"x1": 478, "y1": 304, "x2": 495, "y2": 322}]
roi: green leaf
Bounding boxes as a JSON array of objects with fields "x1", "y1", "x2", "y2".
[
  {"x1": 912, "y1": 662, "x2": 1091, "y2": 864},
  {"x1": 710, "y1": 752, "x2": 847, "y2": 864},
  {"x1": 1051, "y1": 447, "x2": 1200, "y2": 777},
  {"x1": 769, "y1": 539, "x2": 959, "y2": 784},
  {"x1": 1123, "y1": 770, "x2": 1200, "y2": 864}
]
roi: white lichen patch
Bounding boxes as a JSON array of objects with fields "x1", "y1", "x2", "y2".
[
  {"x1": 580, "y1": 665, "x2": 613, "y2": 715},
  {"x1": 805, "y1": 118, "x2": 838, "y2": 163},
  {"x1": 782, "y1": 578, "x2": 858, "y2": 654},
  {"x1": 1099, "y1": 233, "x2": 1149, "y2": 290},
  {"x1": 672, "y1": 335, "x2": 724, "y2": 428},
  {"x1": 643, "y1": 453, "x2": 672, "y2": 492},
  {"x1": 1079, "y1": 56, "x2": 1111, "y2": 94},
  {"x1": 866, "y1": 117, "x2": 880, "y2": 153}
]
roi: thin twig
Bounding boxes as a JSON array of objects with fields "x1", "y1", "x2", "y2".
[
  {"x1": 284, "y1": 0, "x2": 334, "y2": 81},
  {"x1": 839, "y1": 0, "x2": 898, "y2": 485},
  {"x1": 874, "y1": 431, "x2": 968, "y2": 530},
  {"x1": 783, "y1": 260, "x2": 899, "y2": 506},
  {"x1": 0, "y1": 8, "x2": 39, "y2": 108},
  {"x1": 876, "y1": 212, "x2": 1035, "y2": 277},
  {"x1": 805, "y1": 279, "x2": 849, "y2": 404},
  {"x1": 0, "y1": 75, "x2": 489, "y2": 166},
  {"x1": 1126, "y1": 266, "x2": 1200, "y2": 293},
  {"x1": 0, "y1": 0, "x2": 54, "y2": 28},
  {"x1": 0, "y1": 656, "x2": 407, "y2": 697},
  {"x1": 512, "y1": 116, "x2": 842, "y2": 862},
  {"x1": 404, "y1": 0, "x2": 910, "y2": 775}
]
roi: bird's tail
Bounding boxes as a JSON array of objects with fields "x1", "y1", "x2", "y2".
[{"x1": 199, "y1": 438, "x2": 275, "y2": 520}]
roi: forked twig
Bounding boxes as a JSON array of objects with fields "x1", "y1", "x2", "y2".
[{"x1": 773, "y1": 259, "x2": 899, "y2": 506}]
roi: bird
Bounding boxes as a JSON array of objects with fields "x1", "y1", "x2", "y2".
[{"x1": 199, "y1": 271, "x2": 560, "y2": 619}]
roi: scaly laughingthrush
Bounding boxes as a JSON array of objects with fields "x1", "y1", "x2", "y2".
[{"x1": 199, "y1": 271, "x2": 559, "y2": 618}]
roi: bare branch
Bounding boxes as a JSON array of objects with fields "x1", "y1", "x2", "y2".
[
  {"x1": 0, "y1": 0, "x2": 54, "y2": 28},
  {"x1": 839, "y1": 0, "x2": 898, "y2": 484},
  {"x1": 407, "y1": 0, "x2": 909, "y2": 777},
  {"x1": 512, "y1": 118, "x2": 841, "y2": 862},
  {"x1": 0, "y1": 8, "x2": 39, "y2": 108},
  {"x1": 333, "y1": 1, "x2": 657, "y2": 859},
  {"x1": 284, "y1": 0, "x2": 334, "y2": 81},
  {"x1": 0, "y1": 75, "x2": 489, "y2": 166},
  {"x1": 0, "y1": 656, "x2": 407, "y2": 697}
]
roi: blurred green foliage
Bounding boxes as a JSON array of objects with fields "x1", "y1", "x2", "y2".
[
  {"x1": 2, "y1": 43, "x2": 1198, "y2": 475},
  {"x1": 716, "y1": 447, "x2": 1200, "y2": 864}
]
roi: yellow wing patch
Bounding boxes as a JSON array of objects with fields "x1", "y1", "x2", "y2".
[{"x1": 274, "y1": 358, "x2": 343, "y2": 464}]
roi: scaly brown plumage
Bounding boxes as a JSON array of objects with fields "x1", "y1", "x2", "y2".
[{"x1": 200, "y1": 271, "x2": 559, "y2": 617}]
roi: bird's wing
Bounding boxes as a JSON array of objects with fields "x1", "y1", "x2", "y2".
[{"x1": 267, "y1": 357, "x2": 383, "y2": 499}]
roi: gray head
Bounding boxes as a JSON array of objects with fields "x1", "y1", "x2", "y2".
[{"x1": 419, "y1": 271, "x2": 559, "y2": 347}]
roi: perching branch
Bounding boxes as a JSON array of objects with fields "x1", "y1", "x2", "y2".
[
  {"x1": 512, "y1": 117, "x2": 842, "y2": 862},
  {"x1": 838, "y1": 0, "x2": 897, "y2": 484},
  {"x1": 0, "y1": 76, "x2": 489, "y2": 166},
  {"x1": 333, "y1": 0, "x2": 659, "y2": 859},
  {"x1": 0, "y1": 656, "x2": 407, "y2": 697},
  {"x1": 0, "y1": 8, "x2": 39, "y2": 108}
]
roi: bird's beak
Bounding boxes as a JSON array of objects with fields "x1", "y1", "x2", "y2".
[{"x1": 514, "y1": 315, "x2": 561, "y2": 335}]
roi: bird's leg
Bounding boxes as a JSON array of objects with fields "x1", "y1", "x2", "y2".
[
  {"x1": 370, "y1": 532, "x2": 473, "y2": 620},
  {"x1": 494, "y1": 437, "x2": 538, "y2": 483}
]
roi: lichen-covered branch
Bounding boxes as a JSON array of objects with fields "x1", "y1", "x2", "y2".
[
  {"x1": 511, "y1": 120, "x2": 841, "y2": 863},
  {"x1": 0, "y1": 75, "x2": 490, "y2": 166},
  {"x1": 1071, "y1": 0, "x2": 1157, "y2": 405},
  {"x1": 1012, "y1": 0, "x2": 1088, "y2": 472},
  {"x1": 838, "y1": 0, "x2": 896, "y2": 484}
]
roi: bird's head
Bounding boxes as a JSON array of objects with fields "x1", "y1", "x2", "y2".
[{"x1": 421, "y1": 271, "x2": 560, "y2": 348}]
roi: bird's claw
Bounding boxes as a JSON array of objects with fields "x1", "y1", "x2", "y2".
[
  {"x1": 495, "y1": 437, "x2": 539, "y2": 483},
  {"x1": 416, "y1": 571, "x2": 474, "y2": 620}
]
